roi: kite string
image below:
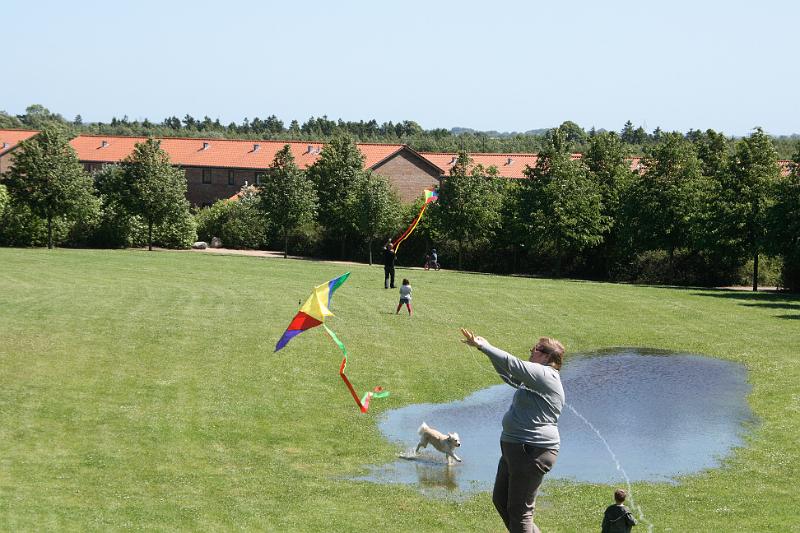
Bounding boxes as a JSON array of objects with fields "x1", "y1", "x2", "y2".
[{"x1": 466, "y1": 345, "x2": 652, "y2": 532}]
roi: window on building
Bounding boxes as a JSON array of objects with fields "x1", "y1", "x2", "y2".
[
  {"x1": 202, "y1": 169, "x2": 212, "y2": 184},
  {"x1": 228, "y1": 170, "x2": 235, "y2": 186},
  {"x1": 255, "y1": 172, "x2": 265, "y2": 186}
]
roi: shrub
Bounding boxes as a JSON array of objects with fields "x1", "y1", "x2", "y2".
[
  {"x1": 129, "y1": 210, "x2": 196, "y2": 249},
  {"x1": 780, "y1": 255, "x2": 800, "y2": 292},
  {"x1": 734, "y1": 256, "x2": 782, "y2": 288},
  {"x1": 0, "y1": 184, "x2": 8, "y2": 217},
  {"x1": 0, "y1": 198, "x2": 70, "y2": 247},
  {"x1": 195, "y1": 195, "x2": 267, "y2": 249}
]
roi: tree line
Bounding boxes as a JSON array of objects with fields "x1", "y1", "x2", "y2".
[
  {"x1": 2, "y1": 123, "x2": 799, "y2": 291},
  {"x1": 3, "y1": 104, "x2": 799, "y2": 158}
]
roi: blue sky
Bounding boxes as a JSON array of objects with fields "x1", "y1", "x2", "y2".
[{"x1": 2, "y1": 0, "x2": 798, "y2": 136}]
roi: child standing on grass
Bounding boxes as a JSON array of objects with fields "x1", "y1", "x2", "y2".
[
  {"x1": 395, "y1": 278, "x2": 412, "y2": 316},
  {"x1": 602, "y1": 489, "x2": 637, "y2": 533}
]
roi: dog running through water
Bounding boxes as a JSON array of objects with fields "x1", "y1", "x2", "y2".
[{"x1": 416, "y1": 422, "x2": 462, "y2": 464}]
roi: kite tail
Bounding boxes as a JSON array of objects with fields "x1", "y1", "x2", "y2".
[
  {"x1": 393, "y1": 203, "x2": 429, "y2": 255},
  {"x1": 323, "y1": 324, "x2": 389, "y2": 413}
]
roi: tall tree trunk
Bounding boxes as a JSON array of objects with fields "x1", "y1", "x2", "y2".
[
  {"x1": 752, "y1": 247, "x2": 759, "y2": 292},
  {"x1": 458, "y1": 239, "x2": 463, "y2": 270},
  {"x1": 751, "y1": 205, "x2": 759, "y2": 292},
  {"x1": 148, "y1": 219, "x2": 153, "y2": 251},
  {"x1": 368, "y1": 237, "x2": 373, "y2": 266},
  {"x1": 47, "y1": 215, "x2": 53, "y2": 250},
  {"x1": 284, "y1": 227, "x2": 288, "y2": 259}
]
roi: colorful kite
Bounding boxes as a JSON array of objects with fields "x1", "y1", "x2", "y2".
[
  {"x1": 275, "y1": 273, "x2": 388, "y2": 413},
  {"x1": 392, "y1": 188, "x2": 438, "y2": 254}
]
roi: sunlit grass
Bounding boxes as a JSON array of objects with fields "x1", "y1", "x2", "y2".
[{"x1": 0, "y1": 248, "x2": 798, "y2": 531}]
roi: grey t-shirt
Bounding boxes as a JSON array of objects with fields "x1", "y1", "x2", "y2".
[{"x1": 479, "y1": 342, "x2": 564, "y2": 449}]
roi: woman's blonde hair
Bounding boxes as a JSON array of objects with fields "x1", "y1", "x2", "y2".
[{"x1": 537, "y1": 337, "x2": 565, "y2": 370}]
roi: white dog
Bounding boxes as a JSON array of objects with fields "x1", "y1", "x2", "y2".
[{"x1": 416, "y1": 422, "x2": 462, "y2": 464}]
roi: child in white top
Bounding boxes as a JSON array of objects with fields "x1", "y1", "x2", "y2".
[{"x1": 396, "y1": 278, "x2": 412, "y2": 316}]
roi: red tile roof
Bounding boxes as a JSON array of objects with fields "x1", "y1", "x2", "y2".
[
  {"x1": 69, "y1": 134, "x2": 405, "y2": 170},
  {"x1": 419, "y1": 152, "x2": 578, "y2": 179},
  {"x1": 420, "y1": 153, "x2": 791, "y2": 178},
  {"x1": 2, "y1": 129, "x2": 793, "y2": 178},
  {"x1": 0, "y1": 129, "x2": 39, "y2": 156}
]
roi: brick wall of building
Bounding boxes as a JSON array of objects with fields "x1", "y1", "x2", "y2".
[
  {"x1": 185, "y1": 167, "x2": 259, "y2": 206},
  {"x1": 0, "y1": 152, "x2": 14, "y2": 174},
  {"x1": 371, "y1": 152, "x2": 441, "y2": 202},
  {"x1": 71, "y1": 148, "x2": 443, "y2": 207}
]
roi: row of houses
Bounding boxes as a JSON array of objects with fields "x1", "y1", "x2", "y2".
[{"x1": 0, "y1": 129, "x2": 791, "y2": 207}]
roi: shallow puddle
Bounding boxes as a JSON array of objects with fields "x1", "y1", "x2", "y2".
[{"x1": 355, "y1": 349, "x2": 754, "y2": 496}]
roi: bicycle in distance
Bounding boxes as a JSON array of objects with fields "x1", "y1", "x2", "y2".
[{"x1": 424, "y1": 252, "x2": 440, "y2": 271}]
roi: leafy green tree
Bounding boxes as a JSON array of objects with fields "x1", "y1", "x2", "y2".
[
  {"x1": 0, "y1": 183, "x2": 8, "y2": 218},
  {"x1": 621, "y1": 121, "x2": 636, "y2": 144},
  {"x1": 520, "y1": 129, "x2": 608, "y2": 274},
  {"x1": 620, "y1": 120, "x2": 649, "y2": 145},
  {"x1": 620, "y1": 132, "x2": 703, "y2": 265},
  {"x1": 98, "y1": 138, "x2": 192, "y2": 250},
  {"x1": 724, "y1": 128, "x2": 781, "y2": 290},
  {"x1": 260, "y1": 145, "x2": 317, "y2": 258},
  {"x1": 89, "y1": 165, "x2": 140, "y2": 248},
  {"x1": 1, "y1": 126, "x2": 98, "y2": 248},
  {"x1": 436, "y1": 151, "x2": 503, "y2": 269},
  {"x1": 306, "y1": 135, "x2": 364, "y2": 257},
  {"x1": 349, "y1": 172, "x2": 401, "y2": 265},
  {"x1": 493, "y1": 180, "x2": 528, "y2": 273},
  {"x1": 17, "y1": 104, "x2": 67, "y2": 129},
  {"x1": 768, "y1": 145, "x2": 800, "y2": 290},
  {"x1": 584, "y1": 131, "x2": 631, "y2": 218},
  {"x1": 557, "y1": 120, "x2": 587, "y2": 145},
  {"x1": 687, "y1": 129, "x2": 744, "y2": 281},
  {"x1": 583, "y1": 131, "x2": 634, "y2": 276},
  {"x1": 0, "y1": 110, "x2": 24, "y2": 129},
  {"x1": 692, "y1": 129, "x2": 731, "y2": 179}
]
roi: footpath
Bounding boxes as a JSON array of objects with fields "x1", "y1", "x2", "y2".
[{"x1": 184, "y1": 248, "x2": 781, "y2": 290}]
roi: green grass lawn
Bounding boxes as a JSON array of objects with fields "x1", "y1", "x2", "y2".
[{"x1": 1, "y1": 248, "x2": 798, "y2": 532}]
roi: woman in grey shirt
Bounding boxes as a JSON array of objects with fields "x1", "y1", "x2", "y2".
[{"x1": 461, "y1": 328, "x2": 565, "y2": 533}]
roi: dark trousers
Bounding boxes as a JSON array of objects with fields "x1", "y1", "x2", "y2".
[
  {"x1": 384, "y1": 266, "x2": 395, "y2": 289},
  {"x1": 493, "y1": 441, "x2": 558, "y2": 533}
]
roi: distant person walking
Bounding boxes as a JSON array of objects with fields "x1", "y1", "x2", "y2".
[
  {"x1": 460, "y1": 328, "x2": 565, "y2": 533},
  {"x1": 383, "y1": 241, "x2": 396, "y2": 289},
  {"x1": 395, "y1": 278, "x2": 412, "y2": 316},
  {"x1": 601, "y1": 489, "x2": 637, "y2": 533}
]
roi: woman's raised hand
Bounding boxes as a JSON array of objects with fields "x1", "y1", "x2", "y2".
[{"x1": 460, "y1": 328, "x2": 486, "y2": 348}]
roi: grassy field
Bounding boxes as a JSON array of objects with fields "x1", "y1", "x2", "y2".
[{"x1": 0, "y1": 248, "x2": 798, "y2": 532}]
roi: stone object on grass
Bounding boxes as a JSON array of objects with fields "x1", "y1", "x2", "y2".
[
  {"x1": 211, "y1": 237, "x2": 222, "y2": 248},
  {"x1": 192, "y1": 241, "x2": 208, "y2": 249}
]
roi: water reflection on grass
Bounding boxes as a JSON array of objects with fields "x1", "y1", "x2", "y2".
[{"x1": 354, "y1": 349, "x2": 755, "y2": 496}]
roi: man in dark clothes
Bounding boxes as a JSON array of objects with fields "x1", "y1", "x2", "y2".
[
  {"x1": 602, "y1": 489, "x2": 637, "y2": 533},
  {"x1": 383, "y1": 242, "x2": 396, "y2": 289}
]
